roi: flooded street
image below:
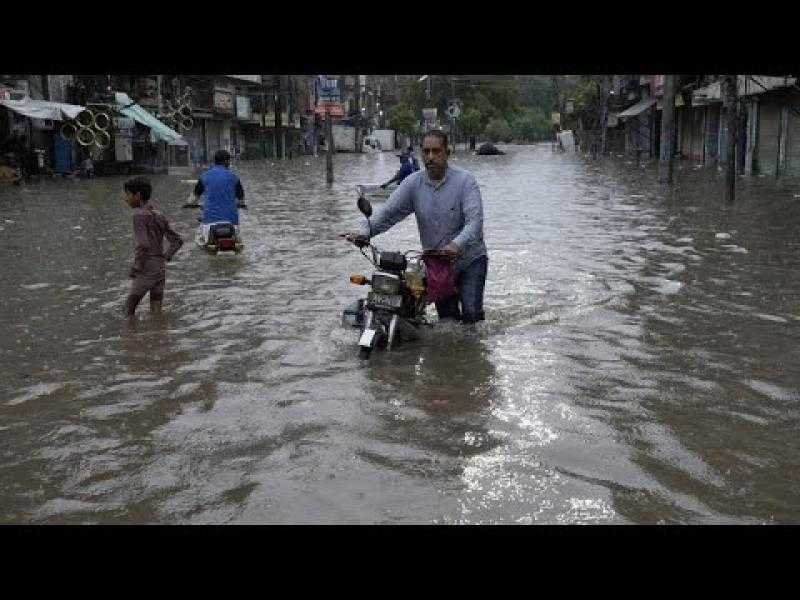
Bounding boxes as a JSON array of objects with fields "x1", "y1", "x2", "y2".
[{"x1": 1, "y1": 144, "x2": 799, "y2": 524}]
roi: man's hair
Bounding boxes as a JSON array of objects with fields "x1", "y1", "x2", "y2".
[
  {"x1": 123, "y1": 177, "x2": 152, "y2": 202},
  {"x1": 214, "y1": 149, "x2": 231, "y2": 165},
  {"x1": 423, "y1": 129, "x2": 449, "y2": 149}
]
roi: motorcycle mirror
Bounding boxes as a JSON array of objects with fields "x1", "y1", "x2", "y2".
[{"x1": 357, "y1": 195, "x2": 373, "y2": 218}]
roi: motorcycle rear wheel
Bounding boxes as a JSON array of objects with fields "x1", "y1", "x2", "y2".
[{"x1": 358, "y1": 346, "x2": 372, "y2": 360}]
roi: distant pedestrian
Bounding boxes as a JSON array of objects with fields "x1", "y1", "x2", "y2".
[
  {"x1": 82, "y1": 156, "x2": 94, "y2": 179},
  {"x1": 407, "y1": 145, "x2": 420, "y2": 171},
  {"x1": 123, "y1": 177, "x2": 183, "y2": 324}
]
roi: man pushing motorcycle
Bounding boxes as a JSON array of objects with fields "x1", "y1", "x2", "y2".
[{"x1": 343, "y1": 130, "x2": 488, "y2": 324}]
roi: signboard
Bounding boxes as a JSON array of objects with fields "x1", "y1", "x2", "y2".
[
  {"x1": 422, "y1": 108, "x2": 437, "y2": 122},
  {"x1": 318, "y1": 76, "x2": 340, "y2": 102},
  {"x1": 263, "y1": 111, "x2": 295, "y2": 127},
  {"x1": 236, "y1": 95, "x2": 251, "y2": 120},
  {"x1": 31, "y1": 118, "x2": 55, "y2": 130},
  {"x1": 228, "y1": 75, "x2": 261, "y2": 84},
  {"x1": 447, "y1": 100, "x2": 461, "y2": 119},
  {"x1": 115, "y1": 135, "x2": 134, "y2": 162},
  {"x1": 565, "y1": 101, "x2": 574, "y2": 114},
  {"x1": 113, "y1": 117, "x2": 135, "y2": 130},
  {"x1": 213, "y1": 89, "x2": 234, "y2": 113},
  {"x1": 551, "y1": 112, "x2": 561, "y2": 124},
  {"x1": 136, "y1": 77, "x2": 159, "y2": 106}
]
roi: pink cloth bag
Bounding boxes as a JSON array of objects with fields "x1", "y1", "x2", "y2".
[{"x1": 423, "y1": 256, "x2": 457, "y2": 304}]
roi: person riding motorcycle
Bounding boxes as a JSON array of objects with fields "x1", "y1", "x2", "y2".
[
  {"x1": 379, "y1": 151, "x2": 415, "y2": 189},
  {"x1": 193, "y1": 149, "x2": 246, "y2": 224}
]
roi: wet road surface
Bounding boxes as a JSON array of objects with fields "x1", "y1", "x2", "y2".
[{"x1": 1, "y1": 145, "x2": 799, "y2": 523}]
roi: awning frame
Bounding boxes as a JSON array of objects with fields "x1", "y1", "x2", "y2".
[{"x1": 618, "y1": 97, "x2": 657, "y2": 119}]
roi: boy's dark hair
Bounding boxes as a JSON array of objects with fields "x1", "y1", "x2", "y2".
[
  {"x1": 423, "y1": 129, "x2": 449, "y2": 149},
  {"x1": 123, "y1": 177, "x2": 152, "y2": 202}
]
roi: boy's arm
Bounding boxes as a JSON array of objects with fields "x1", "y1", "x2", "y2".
[
  {"x1": 131, "y1": 213, "x2": 149, "y2": 274},
  {"x1": 163, "y1": 217, "x2": 184, "y2": 261}
]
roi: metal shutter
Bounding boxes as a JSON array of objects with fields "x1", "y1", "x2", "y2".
[
  {"x1": 783, "y1": 96, "x2": 800, "y2": 177},
  {"x1": 757, "y1": 100, "x2": 781, "y2": 176}
]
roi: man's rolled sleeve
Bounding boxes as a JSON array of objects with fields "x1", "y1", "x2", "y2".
[{"x1": 452, "y1": 176, "x2": 484, "y2": 250}]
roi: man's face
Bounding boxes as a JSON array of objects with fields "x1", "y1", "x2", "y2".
[{"x1": 422, "y1": 135, "x2": 448, "y2": 179}]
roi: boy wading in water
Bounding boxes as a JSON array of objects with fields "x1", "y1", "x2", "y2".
[{"x1": 123, "y1": 177, "x2": 183, "y2": 325}]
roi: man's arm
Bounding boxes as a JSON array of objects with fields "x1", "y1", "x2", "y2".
[
  {"x1": 235, "y1": 179, "x2": 247, "y2": 208},
  {"x1": 451, "y1": 175, "x2": 484, "y2": 251},
  {"x1": 356, "y1": 178, "x2": 415, "y2": 238},
  {"x1": 380, "y1": 171, "x2": 402, "y2": 188}
]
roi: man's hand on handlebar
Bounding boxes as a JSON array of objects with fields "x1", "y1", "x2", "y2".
[{"x1": 340, "y1": 232, "x2": 370, "y2": 248}]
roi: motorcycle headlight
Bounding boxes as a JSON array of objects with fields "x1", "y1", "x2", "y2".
[{"x1": 371, "y1": 272, "x2": 400, "y2": 295}]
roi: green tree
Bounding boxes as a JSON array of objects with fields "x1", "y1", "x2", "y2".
[
  {"x1": 485, "y1": 117, "x2": 512, "y2": 143},
  {"x1": 511, "y1": 107, "x2": 551, "y2": 142},
  {"x1": 387, "y1": 103, "x2": 417, "y2": 138},
  {"x1": 460, "y1": 107, "x2": 484, "y2": 149}
]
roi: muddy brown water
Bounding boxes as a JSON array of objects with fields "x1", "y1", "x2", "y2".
[{"x1": 1, "y1": 145, "x2": 799, "y2": 523}]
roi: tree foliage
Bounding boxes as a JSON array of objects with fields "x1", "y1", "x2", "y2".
[
  {"x1": 484, "y1": 117, "x2": 513, "y2": 143},
  {"x1": 386, "y1": 103, "x2": 417, "y2": 136}
]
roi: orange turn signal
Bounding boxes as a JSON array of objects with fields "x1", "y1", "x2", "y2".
[{"x1": 349, "y1": 274, "x2": 368, "y2": 285}]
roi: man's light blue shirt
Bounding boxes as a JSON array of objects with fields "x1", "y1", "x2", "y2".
[{"x1": 357, "y1": 165, "x2": 487, "y2": 267}]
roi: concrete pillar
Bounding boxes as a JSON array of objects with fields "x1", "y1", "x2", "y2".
[
  {"x1": 745, "y1": 98, "x2": 759, "y2": 175},
  {"x1": 779, "y1": 104, "x2": 789, "y2": 175}
]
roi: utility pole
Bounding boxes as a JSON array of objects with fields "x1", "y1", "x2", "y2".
[
  {"x1": 722, "y1": 75, "x2": 738, "y2": 202},
  {"x1": 326, "y1": 110, "x2": 334, "y2": 183},
  {"x1": 659, "y1": 74, "x2": 677, "y2": 184},
  {"x1": 599, "y1": 75, "x2": 611, "y2": 158},
  {"x1": 274, "y1": 76, "x2": 282, "y2": 160},
  {"x1": 353, "y1": 75, "x2": 362, "y2": 152}
]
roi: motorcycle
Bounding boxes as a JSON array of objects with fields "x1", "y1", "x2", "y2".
[
  {"x1": 194, "y1": 221, "x2": 243, "y2": 254},
  {"x1": 182, "y1": 182, "x2": 245, "y2": 254},
  {"x1": 342, "y1": 195, "x2": 449, "y2": 360}
]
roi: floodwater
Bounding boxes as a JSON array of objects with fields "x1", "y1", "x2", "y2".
[{"x1": 1, "y1": 145, "x2": 799, "y2": 524}]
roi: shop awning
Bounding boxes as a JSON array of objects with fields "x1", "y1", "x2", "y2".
[
  {"x1": 0, "y1": 98, "x2": 84, "y2": 121},
  {"x1": 618, "y1": 97, "x2": 657, "y2": 118},
  {"x1": 114, "y1": 92, "x2": 187, "y2": 146}
]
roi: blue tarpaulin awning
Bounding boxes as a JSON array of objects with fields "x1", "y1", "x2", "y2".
[{"x1": 114, "y1": 92, "x2": 187, "y2": 146}]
